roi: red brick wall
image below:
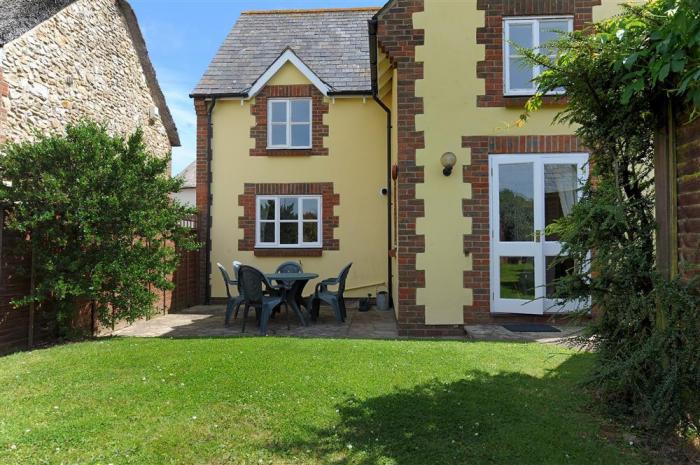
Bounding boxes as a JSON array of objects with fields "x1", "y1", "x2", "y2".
[
  {"x1": 194, "y1": 98, "x2": 210, "y2": 303},
  {"x1": 676, "y1": 118, "x2": 700, "y2": 280},
  {"x1": 377, "y1": 0, "x2": 433, "y2": 336},
  {"x1": 462, "y1": 135, "x2": 586, "y2": 324},
  {"x1": 238, "y1": 183, "x2": 339, "y2": 256},
  {"x1": 250, "y1": 85, "x2": 329, "y2": 157},
  {"x1": 476, "y1": 0, "x2": 601, "y2": 108}
]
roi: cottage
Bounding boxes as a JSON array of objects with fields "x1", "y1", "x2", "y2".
[
  {"x1": 0, "y1": 0, "x2": 179, "y2": 153},
  {"x1": 192, "y1": 1, "x2": 625, "y2": 337},
  {"x1": 0, "y1": 0, "x2": 179, "y2": 353}
]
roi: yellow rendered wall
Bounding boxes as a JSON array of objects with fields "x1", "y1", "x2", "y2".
[
  {"x1": 411, "y1": 0, "x2": 621, "y2": 325},
  {"x1": 209, "y1": 66, "x2": 388, "y2": 300}
]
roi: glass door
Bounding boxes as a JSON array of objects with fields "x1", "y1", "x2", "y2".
[{"x1": 489, "y1": 154, "x2": 587, "y2": 314}]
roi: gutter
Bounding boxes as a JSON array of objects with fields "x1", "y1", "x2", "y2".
[
  {"x1": 368, "y1": 18, "x2": 394, "y2": 308},
  {"x1": 204, "y1": 98, "x2": 217, "y2": 304}
]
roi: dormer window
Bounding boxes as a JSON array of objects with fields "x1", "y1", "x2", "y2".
[
  {"x1": 503, "y1": 17, "x2": 573, "y2": 96},
  {"x1": 267, "y1": 98, "x2": 312, "y2": 149}
]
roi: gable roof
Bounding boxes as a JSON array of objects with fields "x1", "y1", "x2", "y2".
[
  {"x1": 175, "y1": 161, "x2": 196, "y2": 188},
  {"x1": 0, "y1": 0, "x2": 180, "y2": 147},
  {"x1": 191, "y1": 7, "x2": 379, "y2": 98}
]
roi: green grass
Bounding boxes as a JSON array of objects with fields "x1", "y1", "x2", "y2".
[{"x1": 0, "y1": 337, "x2": 645, "y2": 465}]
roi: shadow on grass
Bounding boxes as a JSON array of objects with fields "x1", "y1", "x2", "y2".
[{"x1": 268, "y1": 354, "x2": 636, "y2": 465}]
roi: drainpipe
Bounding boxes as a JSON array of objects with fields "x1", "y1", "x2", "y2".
[
  {"x1": 204, "y1": 98, "x2": 217, "y2": 304},
  {"x1": 368, "y1": 19, "x2": 394, "y2": 307}
]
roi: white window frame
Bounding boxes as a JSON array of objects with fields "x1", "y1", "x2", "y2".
[
  {"x1": 503, "y1": 16, "x2": 573, "y2": 96},
  {"x1": 267, "y1": 98, "x2": 313, "y2": 149},
  {"x1": 255, "y1": 195, "x2": 323, "y2": 248}
]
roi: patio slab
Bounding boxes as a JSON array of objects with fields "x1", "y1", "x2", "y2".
[
  {"x1": 464, "y1": 324, "x2": 586, "y2": 347},
  {"x1": 111, "y1": 303, "x2": 400, "y2": 339}
]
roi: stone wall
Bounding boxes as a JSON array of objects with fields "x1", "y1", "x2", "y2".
[
  {"x1": 1, "y1": 0, "x2": 171, "y2": 156},
  {"x1": 0, "y1": 56, "x2": 8, "y2": 144}
]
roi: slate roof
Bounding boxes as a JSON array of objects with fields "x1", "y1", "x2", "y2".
[
  {"x1": 191, "y1": 8, "x2": 379, "y2": 97},
  {"x1": 0, "y1": 0, "x2": 77, "y2": 46},
  {"x1": 175, "y1": 161, "x2": 196, "y2": 188}
]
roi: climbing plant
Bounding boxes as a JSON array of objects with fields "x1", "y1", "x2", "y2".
[
  {"x1": 0, "y1": 121, "x2": 198, "y2": 332},
  {"x1": 520, "y1": 0, "x2": 700, "y2": 437}
]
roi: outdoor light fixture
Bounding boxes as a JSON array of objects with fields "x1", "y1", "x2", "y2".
[{"x1": 440, "y1": 152, "x2": 457, "y2": 176}]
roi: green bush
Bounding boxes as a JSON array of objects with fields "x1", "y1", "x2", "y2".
[
  {"x1": 0, "y1": 121, "x2": 198, "y2": 332},
  {"x1": 520, "y1": 0, "x2": 700, "y2": 437}
]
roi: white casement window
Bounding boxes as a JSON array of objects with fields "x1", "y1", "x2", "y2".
[
  {"x1": 503, "y1": 17, "x2": 573, "y2": 96},
  {"x1": 267, "y1": 98, "x2": 312, "y2": 149},
  {"x1": 256, "y1": 195, "x2": 322, "y2": 248}
]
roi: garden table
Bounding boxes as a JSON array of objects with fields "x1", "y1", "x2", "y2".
[{"x1": 265, "y1": 272, "x2": 319, "y2": 327}]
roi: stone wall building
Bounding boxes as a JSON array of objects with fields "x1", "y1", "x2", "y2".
[
  {"x1": 0, "y1": 0, "x2": 179, "y2": 153},
  {"x1": 0, "y1": 0, "x2": 180, "y2": 354}
]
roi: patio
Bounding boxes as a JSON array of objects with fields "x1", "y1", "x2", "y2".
[{"x1": 112, "y1": 303, "x2": 400, "y2": 339}]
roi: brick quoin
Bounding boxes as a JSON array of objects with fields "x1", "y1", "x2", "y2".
[
  {"x1": 476, "y1": 0, "x2": 601, "y2": 108},
  {"x1": 250, "y1": 85, "x2": 329, "y2": 157},
  {"x1": 194, "y1": 98, "x2": 210, "y2": 303},
  {"x1": 675, "y1": 117, "x2": 700, "y2": 280},
  {"x1": 463, "y1": 135, "x2": 587, "y2": 325},
  {"x1": 238, "y1": 183, "x2": 340, "y2": 254}
]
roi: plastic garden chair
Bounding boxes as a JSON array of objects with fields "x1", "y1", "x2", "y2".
[
  {"x1": 217, "y1": 263, "x2": 245, "y2": 326},
  {"x1": 275, "y1": 261, "x2": 303, "y2": 289},
  {"x1": 237, "y1": 265, "x2": 288, "y2": 335},
  {"x1": 310, "y1": 263, "x2": 352, "y2": 323}
]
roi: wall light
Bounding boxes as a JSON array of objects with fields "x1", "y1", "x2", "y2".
[{"x1": 440, "y1": 152, "x2": 457, "y2": 176}]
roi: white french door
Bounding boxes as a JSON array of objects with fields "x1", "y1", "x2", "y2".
[{"x1": 489, "y1": 154, "x2": 588, "y2": 315}]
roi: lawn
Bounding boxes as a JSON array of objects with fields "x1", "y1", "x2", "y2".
[{"x1": 0, "y1": 337, "x2": 645, "y2": 465}]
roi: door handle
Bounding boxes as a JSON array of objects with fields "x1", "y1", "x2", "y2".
[{"x1": 534, "y1": 230, "x2": 542, "y2": 243}]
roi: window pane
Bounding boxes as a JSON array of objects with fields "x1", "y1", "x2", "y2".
[
  {"x1": 270, "y1": 101, "x2": 287, "y2": 123},
  {"x1": 259, "y1": 222, "x2": 275, "y2": 243},
  {"x1": 270, "y1": 124, "x2": 287, "y2": 146},
  {"x1": 546, "y1": 256, "x2": 575, "y2": 298},
  {"x1": 508, "y1": 23, "x2": 533, "y2": 50},
  {"x1": 259, "y1": 199, "x2": 275, "y2": 220},
  {"x1": 291, "y1": 100, "x2": 310, "y2": 123},
  {"x1": 544, "y1": 164, "x2": 579, "y2": 241},
  {"x1": 291, "y1": 124, "x2": 311, "y2": 147},
  {"x1": 499, "y1": 163, "x2": 534, "y2": 242},
  {"x1": 508, "y1": 57, "x2": 534, "y2": 90},
  {"x1": 540, "y1": 20, "x2": 569, "y2": 46},
  {"x1": 302, "y1": 199, "x2": 318, "y2": 220},
  {"x1": 303, "y1": 222, "x2": 318, "y2": 243},
  {"x1": 280, "y1": 223, "x2": 298, "y2": 245},
  {"x1": 280, "y1": 198, "x2": 298, "y2": 220},
  {"x1": 500, "y1": 257, "x2": 535, "y2": 300}
]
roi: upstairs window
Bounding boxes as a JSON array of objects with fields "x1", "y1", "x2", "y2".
[
  {"x1": 256, "y1": 195, "x2": 322, "y2": 248},
  {"x1": 267, "y1": 98, "x2": 312, "y2": 149},
  {"x1": 504, "y1": 17, "x2": 573, "y2": 96}
]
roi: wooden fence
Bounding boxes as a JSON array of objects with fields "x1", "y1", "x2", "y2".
[{"x1": 0, "y1": 213, "x2": 201, "y2": 355}]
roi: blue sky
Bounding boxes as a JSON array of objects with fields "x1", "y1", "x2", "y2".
[{"x1": 130, "y1": 0, "x2": 382, "y2": 175}]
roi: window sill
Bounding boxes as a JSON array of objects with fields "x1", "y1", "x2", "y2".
[
  {"x1": 254, "y1": 248, "x2": 323, "y2": 257},
  {"x1": 503, "y1": 95, "x2": 568, "y2": 108},
  {"x1": 253, "y1": 149, "x2": 318, "y2": 157}
]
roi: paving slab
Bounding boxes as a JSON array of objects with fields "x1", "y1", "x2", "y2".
[
  {"x1": 464, "y1": 324, "x2": 587, "y2": 348},
  {"x1": 111, "y1": 304, "x2": 399, "y2": 340}
]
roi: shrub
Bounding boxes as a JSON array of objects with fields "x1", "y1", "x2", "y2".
[
  {"x1": 0, "y1": 121, "x2": 198, "y2": 332},
  {"x1": 521, "y1": 0, "x2": 700, "y2": 436}
]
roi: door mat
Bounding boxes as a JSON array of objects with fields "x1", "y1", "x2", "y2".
[{"x1": 502, "y1": 324, "x2": 561, "y2": 333}]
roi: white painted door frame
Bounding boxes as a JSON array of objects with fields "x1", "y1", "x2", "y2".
[{"x1": 489, "y1": 153, "x2": 588, "y2": 315}]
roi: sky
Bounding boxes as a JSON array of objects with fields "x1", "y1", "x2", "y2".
[{"x1": 129, "y1": 0, "x2": 383, "y2": 176}]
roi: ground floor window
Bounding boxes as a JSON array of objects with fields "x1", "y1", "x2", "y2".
[{"x1": 256, "y1": 195, "x2": 322, "y2": 248}]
